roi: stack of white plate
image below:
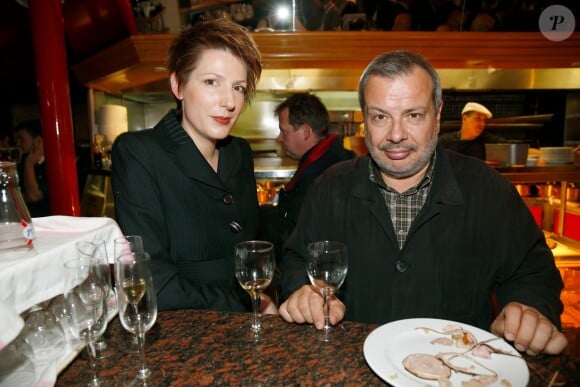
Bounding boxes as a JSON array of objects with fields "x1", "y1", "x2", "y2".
[{"x1": 540, "y1": 147, "x2": 574, "y2": 165}]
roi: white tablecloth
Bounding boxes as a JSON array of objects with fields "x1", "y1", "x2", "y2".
[{"x1": 0, "y1": 216, "x2": 124, "y2": 386}]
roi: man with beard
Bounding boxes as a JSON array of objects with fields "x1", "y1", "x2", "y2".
[{"x1": 278, "y1": 50, "x2": 567, "y2": 357}]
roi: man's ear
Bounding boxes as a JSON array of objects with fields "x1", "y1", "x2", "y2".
[{"x1": 301, "y1": 124, "x2": 312, "y2": 140}]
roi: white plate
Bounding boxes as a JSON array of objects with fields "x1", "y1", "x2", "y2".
[{"x1": 363, "y1": 318, "x2": 529, "y2": 387}]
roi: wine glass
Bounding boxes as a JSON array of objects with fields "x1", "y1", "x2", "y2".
[
  {"x1": 115, "y1": 252, "x2": 160, "y2": 384},
  {"x1": 76, "y1": 240, "x2": 113, "y2": 358},
  {"x1": 306, "y1": 240, "x2": 348, "y2": 342},
  {"x1": 21, "y1": 305, "x2": 66, "y2": 362},
  {"x1": 114, "y1": 235, "x2": 144, "y2": 260},
  {"x1": 64, "y1": 256, "x2": 109, "y2": 386},
  {"x1": 113, "y1": 235, "x2": 144, "y2": 353},
  {"x1": 234, "y1": 240, "x2": 275, "y2": 342}
]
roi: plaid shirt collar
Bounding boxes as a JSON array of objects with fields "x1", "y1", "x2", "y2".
[{"x1": 369, "y1": 152, "x2": 436, "y2": 249}]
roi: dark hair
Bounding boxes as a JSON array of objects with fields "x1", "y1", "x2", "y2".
[
  {"x1": 274, "y1": 93, "x2": 330, "y2": 138},
  {"x1": 358, "y1": 50, "x2": 442, "y2": 113},
  {"x1": 13, "y1": 119, "x2": 42, "y2": 138},
  {"x1": 167, "y1": 18, "x2": 262, "y2": 108}
]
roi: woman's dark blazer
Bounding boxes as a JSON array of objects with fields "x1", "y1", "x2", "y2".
[{"x1": 111, "y1": 110, "x2": 259, "y2": 311}]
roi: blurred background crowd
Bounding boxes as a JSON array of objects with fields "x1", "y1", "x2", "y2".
[{"x1": 180, "y1": 0, "x2": 579, "y2": 32}]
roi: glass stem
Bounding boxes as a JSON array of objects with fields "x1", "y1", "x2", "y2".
[
  {"x1": 136, "y1": 325, "x2": 150, "y2": 379},
  {"x1": 323, "y1": 293, "x2": 331, "y2": 331},
  {"x1": 86, "y1": 338, "x2": 100, "y2": 385},
  {"x1": 251, "y1": 294, "x2": 261, "y2": 332}
]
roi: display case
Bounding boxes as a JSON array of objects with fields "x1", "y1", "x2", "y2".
[{"x1": 497, "y1": 165, "x2": 580, "y2": 248}]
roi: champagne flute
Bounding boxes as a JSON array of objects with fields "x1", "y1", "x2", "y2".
[
  {"x1": 113, "y1": 235, "x2": 144, "y2": 353},
  {"x1": 234, "y1": 240, "x2": 275, "y2": 342},
  {"x1": 306, "y1": 240, "x2": 348, "y2": 342},
  {"x1": 76, "y1": 240, "x2": 113, "y2": 358},
  {"x1": 114, "y1": 235, "x2": 144, "y2": 260},
  {"x1": 115, "y1": 252, "x2": 160, "y2": 384},
  {"x1": 64, "y1": 256, "x2": 109, "y2": 386}
]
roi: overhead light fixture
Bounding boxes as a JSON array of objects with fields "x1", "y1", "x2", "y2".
[{"x1": 275, "y1": 5, "x2": 290, "y2": 22}]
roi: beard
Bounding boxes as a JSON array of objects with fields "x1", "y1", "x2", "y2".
[{"x1": 366, "y1": 127, "x2": 439, "y2": 179}]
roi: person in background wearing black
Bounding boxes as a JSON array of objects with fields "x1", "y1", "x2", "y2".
[
  {"x1": 13, "y1": 119, "x2": 51, "y2": 217},
  {"x1": 0, "y1": 128, "x2": 12, "y2": 148},
  {"x1": 278, "y1": 50, "x2": 567, "y2": 356},
  {"x1": 261, "y1": 93, "x2": 355, "y2": 261},
  {"x1": 438, "y1": 101, "x2": 505, "y2": 160}
]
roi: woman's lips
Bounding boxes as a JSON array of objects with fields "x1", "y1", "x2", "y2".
[{"x1": 213, "y1": 116, "x2": 231, "y2": 125}]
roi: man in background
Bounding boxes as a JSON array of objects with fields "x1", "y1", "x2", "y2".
[
  {"x1": 261, "y1": 93, "x2": 355, "y2": 260},
  {"x1": 13, "y1": 119, "x2": 51, "y2": 217},
  {"x1": 439, "y1": 101, "x2": 504, "y2": 160}
]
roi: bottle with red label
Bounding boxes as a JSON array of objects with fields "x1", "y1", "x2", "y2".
[{"x1": 0, "y1": 161, "x2": 35, "y2": 252}]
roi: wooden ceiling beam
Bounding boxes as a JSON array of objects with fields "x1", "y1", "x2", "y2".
[{"x1": 72, "y1": 31, "x2": 580, "y2": 94}]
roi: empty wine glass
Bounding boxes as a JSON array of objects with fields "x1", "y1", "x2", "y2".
[
  {"x1": 76, "y1": 240, "x2": 113, "y2": 358},
  {"x1": 115, "y1": 252, "x2": 160, "y2": 385},
  {"x1": 234, "y1": 240, "x2": 275, "y2": 342},
  {"x1": 306, "y1": 240, "x2": 348, "y2": 342},
  {"x1": 49, "y1": 293, "x2": 82, "y2": 347},
  {"x1": 64, "y1": 256, "x2": 109, "y2": 386},
  {"x1": 21, "y1": 305, "x2": 66, "y2": 362}
]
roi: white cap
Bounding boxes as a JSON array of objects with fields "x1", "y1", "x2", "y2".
[{"x1": 461, "y1": 102, "x2": 493, "y2": 119}]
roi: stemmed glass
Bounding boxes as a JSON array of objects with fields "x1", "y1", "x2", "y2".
[
  {"x1": 114, "y1": 235, "x2": 144, "y2": 260},
  {"x1": 76, "y1": 240, "x2": 113, "y2": 358},
  {"x1": 306, "y1": 240, "x2": 348, "y2": 342},
  {"x1": 113, "y1": 235, "x2": 144, "y2": 353},
  {"x1": 64, "y1": 256, "x2": 110, "y2": 386},
  {"x1": 115, "y1": 252, "x2": 159, "y2": 385},
  {"x1": 234, "y1": 240, "x2": 275, "y2": 342}
]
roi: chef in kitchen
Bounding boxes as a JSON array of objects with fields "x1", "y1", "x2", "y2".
[{"x1": 438, "y1": 102, "x2": 505, "y2": 160}]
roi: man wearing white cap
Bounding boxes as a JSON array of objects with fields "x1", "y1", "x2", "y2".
[{"x1": 439, "y1": 101, "x2": 505, "y2": 160}]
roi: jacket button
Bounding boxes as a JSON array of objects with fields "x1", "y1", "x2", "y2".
[
  {"x1": 223, "y1": 193, "x2": 233, "y2": 204},
  {"x1": 229, "y1": 221, "x2": 242, "y2": 233},
  {"x1": 395, "y1": 260, "x2": 408, "y2": 273}
]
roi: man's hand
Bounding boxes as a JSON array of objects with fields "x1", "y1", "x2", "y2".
[
  {"x1": 491, "y1": 302, "x2": 568, "y2": 356},
  {"x1": 279, "y1": 285, "x2": 346, "y2": 329}
]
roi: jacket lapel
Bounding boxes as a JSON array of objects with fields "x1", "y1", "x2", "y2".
[
  {"x1": 350, "y1": 156, "x2": 399, "y2": 246},
  {"x1": 153, "y1": 110, "x2": 227, "y2": 191},
  {"x1": 409, "y1": 146, "x2": 465, "y2": 237}
]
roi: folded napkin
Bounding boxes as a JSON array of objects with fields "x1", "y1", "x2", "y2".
[
  {"x1": 31, "y1": 216, "x2": 124, "y2": 264},
  {"x1": 32, "y1": 216, "x2": 116, "y2": 234}
]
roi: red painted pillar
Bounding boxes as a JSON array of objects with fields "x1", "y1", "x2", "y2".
[{"x1": 28, "y1": 0, "x2": 80, "y2": 216}]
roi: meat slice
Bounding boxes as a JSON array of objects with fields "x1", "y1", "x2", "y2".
[{"x1": 402, "y1": 353, "x2": 452, "y2": 380}]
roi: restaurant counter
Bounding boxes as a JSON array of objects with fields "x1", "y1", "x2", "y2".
[{"x1": 56, "y1": 309, "x2": 580, "y2": 386}]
